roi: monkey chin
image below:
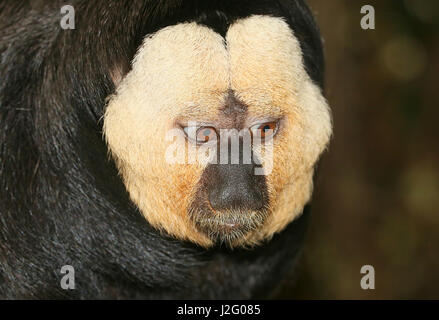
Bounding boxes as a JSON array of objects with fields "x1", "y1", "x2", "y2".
[{"x1": 190, "y1": 208, "x2": 269, "y2": 248}]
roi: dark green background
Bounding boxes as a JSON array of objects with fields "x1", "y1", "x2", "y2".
[{"x1": 279, "y1": 0, "x2": 439, "y2": 299}]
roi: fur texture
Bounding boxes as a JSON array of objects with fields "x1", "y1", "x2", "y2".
[{"x1": 0, "y1": 0, "x2": 330, "y2": 299}]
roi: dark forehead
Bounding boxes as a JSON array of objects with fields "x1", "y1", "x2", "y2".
[{"x1": 143, "y1": 0, "x2": 324, "y2": 89}]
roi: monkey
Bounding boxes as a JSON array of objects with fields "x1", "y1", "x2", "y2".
[{"x1": 0, "y1": 0, "x2": 332, "y2": 299}]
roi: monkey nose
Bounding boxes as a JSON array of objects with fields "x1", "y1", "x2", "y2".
[{"x1": 208, "y1": 164, "x2": 265, "y2": 212}]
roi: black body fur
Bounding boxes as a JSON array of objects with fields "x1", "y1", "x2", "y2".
[{"x1": 0, "y1": 0, "x2": 323, "y2": 299}]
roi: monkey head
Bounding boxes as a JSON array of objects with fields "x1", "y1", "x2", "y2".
[{"x1": 103, "y1": 15, "x2": 332, "y2": 248}]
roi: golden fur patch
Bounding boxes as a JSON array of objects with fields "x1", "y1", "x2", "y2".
[{"x1": 104, "y1": 16, "x2": 332, "y2": 247}]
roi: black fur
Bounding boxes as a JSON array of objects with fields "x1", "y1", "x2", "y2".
[{"x1": 0, "y1": 0, "x2": 323, "y2": 299}]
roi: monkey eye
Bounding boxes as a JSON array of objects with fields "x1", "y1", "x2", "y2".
[
  {"x1": 251, "y1": 121, "x2": 279, "y2": 141},
  {"x1": 196, "y1": 127, "x2": 217, "y2": 144},
  {"x1": 183, "y1": 126, "x2": 218, "y2": 144}
]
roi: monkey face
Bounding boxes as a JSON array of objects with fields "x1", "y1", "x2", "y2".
[{"x1": 104, "y1": 16, "x2": 332, "y2": 248}]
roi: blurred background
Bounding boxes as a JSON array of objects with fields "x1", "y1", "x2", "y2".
[{"x1": 279, "y1": 0, "x2": 439, "y2": 299}]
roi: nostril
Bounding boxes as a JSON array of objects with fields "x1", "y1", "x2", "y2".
[
  {"x1": 208, "y1": 188, "x2": 228, "y2": 211},
  {"x1": 246, "y1": 189, "x2": 265, "y2": 211},
  {"x1": 208, "y1": 185, "x2": 264, "y2": 212}
]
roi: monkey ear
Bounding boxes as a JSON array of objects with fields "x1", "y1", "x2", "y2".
[
  {"x1": 108, "y1": 52, "x2": 133, "y2": 87},
  {"x1": 109, "y1": 65, "x2": 126, "y2": 87}
]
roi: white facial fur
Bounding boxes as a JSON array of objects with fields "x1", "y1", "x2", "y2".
[{"x1": 104, "y1": 15, "x2": 332, "y2": 247}]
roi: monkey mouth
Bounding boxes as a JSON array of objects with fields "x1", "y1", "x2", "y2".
[{"x1": 191, "y1": 209, "x2": 268, "y2": 246}]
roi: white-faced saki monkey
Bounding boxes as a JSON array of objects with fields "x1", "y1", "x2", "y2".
[{"x1": 0, "y1": 0, "x2": 332, "y2": 299}]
